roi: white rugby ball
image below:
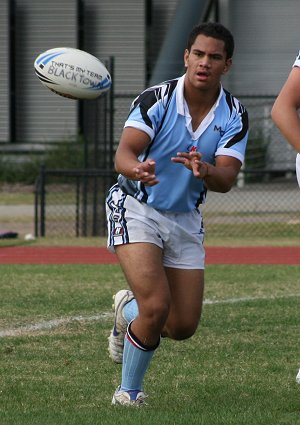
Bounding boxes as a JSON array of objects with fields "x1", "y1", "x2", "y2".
[{"x1": 34, "y1": 47, "x2": 112, "y2": 100}]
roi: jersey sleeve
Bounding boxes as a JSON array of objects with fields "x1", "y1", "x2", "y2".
[
  {"x1": 124, "y1": 86, "x2": 169, "y2": 140},
  {"x1": 293, "y1": 50, "x2": 300, "y2": 68},
  {"x1": 215, "y1": 98, "x2": 249, "y2": 164}
]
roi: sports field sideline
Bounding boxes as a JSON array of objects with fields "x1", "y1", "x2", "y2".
[{"x1": 0, "y1": 245, "x2": 300, "y2": 264}]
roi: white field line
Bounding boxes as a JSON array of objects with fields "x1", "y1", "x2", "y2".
[
  {"x1": 204, "y1": 293, "x2": 300, "y2": 304},
  {"x1": 0, "y1": 313, "x2": 113, "y2": 338},
  {"x1": 1, "y1": 293, "x2": 299, "y2": 338}
]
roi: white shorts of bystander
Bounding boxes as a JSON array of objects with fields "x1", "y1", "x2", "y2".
[{"x1": 296, "y1": 153, "x2": 300, "y2": 188}]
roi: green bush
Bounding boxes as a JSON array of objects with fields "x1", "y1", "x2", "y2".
[
  {"x1": 0, "y1": 136, "x2": 85, "y2": 184},
  {"x1": 245, "y1": 128, "x2": 269, "y2": 183}
]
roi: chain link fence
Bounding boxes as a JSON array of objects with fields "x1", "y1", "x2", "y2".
[
  {"x1": 34, "y1": 94, "x2": 300, "y2": 239},
  {"x1": 202, "y1": 177, "x2": 300, "y2": 238},
  {"x1": 34, "y1": 169, "x2": 116, "y2": 238},
  {"x1": 201, "y1": 95, "x2": 300, "y2": 239}
]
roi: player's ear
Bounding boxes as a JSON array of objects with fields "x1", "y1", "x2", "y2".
[
  {"x1": 184, "y1": 49, "x2": 189, "y2": 68},
  {"x1": 222, "y1": 58, "x2": 232, "y2": 74}
]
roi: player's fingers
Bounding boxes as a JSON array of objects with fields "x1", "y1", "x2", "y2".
[
  {"x1": 175, "y1": 151, "x2": 190, "y2": 159},
  {"x1": 171, "y1": 157, "x2": 186, "y2": 164},
  {"x1": 190, "y1": 151, "x2": 202, "y2": 160}
]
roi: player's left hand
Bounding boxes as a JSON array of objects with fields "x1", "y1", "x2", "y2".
[{"x1": 171, "y1": 151, "x2": 209, "y2": 179}]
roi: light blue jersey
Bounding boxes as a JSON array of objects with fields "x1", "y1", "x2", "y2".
[
  {"x1": 117, "y1": 75, "x2": 249, "y2": 212},
  {"x1": 293, "y1": 50, "x2": 300, "y2": 68},
  {"x1": 292, "y1": 51, "x2": 300, "y2": 188}
]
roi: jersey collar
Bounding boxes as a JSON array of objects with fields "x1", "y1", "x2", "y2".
[
  {"x1": 176, "y1": 74, "x2": 223, "y2": 115},
  {"x1": 176, "y1": 74, "x2": 224, "y2": 140}
]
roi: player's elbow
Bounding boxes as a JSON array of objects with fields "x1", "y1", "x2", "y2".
[
  {"x1": 114, "y1": 154, "x2": 124, "y2": 174},
  {"x1": 208, "y1": 180, "x2": 235, "y2": 193},
  {"x1": 114, "y1": 160, "x2": 121, "y2": 174},
  {"x1": 271, "y1": 99, "x2": 291, "y2": 129},
  {"x1": 220, "y1": 186, "x2": 232, "y2": 193},
  {"x1": 216, "y1": 185, "x2": 232, "y2": 194},
  {"x1": 271, "y1": 103, "x2": 280, "y2": 125}
]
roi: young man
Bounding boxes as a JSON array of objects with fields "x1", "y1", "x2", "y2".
[
  {"x1": 106, "y1": 22, "x2": 249, "y2": 406},
  {"x1": 271, "y1": 51, "x2": 300, "y2": 188}
]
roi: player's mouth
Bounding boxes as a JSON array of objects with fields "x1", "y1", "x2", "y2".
[{"x1": 196, "y1": 71, "x2": 209, "y2": 81}]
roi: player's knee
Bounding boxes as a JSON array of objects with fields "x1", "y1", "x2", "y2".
[
  {"x1": 168, "y1": 321, "x2": 198, "y2": 340},
  {"x1": 140, "y1": 299, "x2": 170, "y2": 329},
  {"x1": 153, "y1": 301, "x2": 170, "y2": 325}
]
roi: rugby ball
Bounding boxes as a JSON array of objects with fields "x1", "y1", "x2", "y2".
[{"x1": 34, "y1": 47, "x2": 112, "y2": 100}]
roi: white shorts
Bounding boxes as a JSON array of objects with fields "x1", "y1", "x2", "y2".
[
  {"x1": 106, "y1": 184, "x2": 205, "y2": 269},
  {"x1": 296, "y1": 153, "x2": 300, "y2": 188}
]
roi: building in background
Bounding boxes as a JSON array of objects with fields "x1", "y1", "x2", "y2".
[{"x1": 0, "y1": 0, "x2": 299, "y2": 172}]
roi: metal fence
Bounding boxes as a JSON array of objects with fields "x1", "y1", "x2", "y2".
[
  {"x1": 34, "y1": 168, "x2": 116, "y2": 238},
  {"x1": 34, "y1": 168, "x2": 300, "y2": 239},
  {"x1": 202, "y1": 173, "x2": 300, "y2": 238},
  {"x1": 34, "y1": 93, "x2": 300, "y2": 239}
]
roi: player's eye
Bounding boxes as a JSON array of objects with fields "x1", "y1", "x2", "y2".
[{"x1": 211, "y1": 54, "x2": 223, "y2": 61}]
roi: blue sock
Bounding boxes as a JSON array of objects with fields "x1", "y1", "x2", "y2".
[
  {"x1": 120, "y1": 323, "x2": 159, "y2": 391},
  {"x1": 123, "y1": 299, "x2": 139, "y2": 323}
]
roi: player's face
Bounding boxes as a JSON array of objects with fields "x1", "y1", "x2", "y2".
[{"x1": 184, "y1": 34, "x2": 232, "y2": 92}]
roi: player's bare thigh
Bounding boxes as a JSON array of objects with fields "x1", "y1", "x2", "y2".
[{"x1": 115, "y1": 242, "x2": 171, "y2": 344}]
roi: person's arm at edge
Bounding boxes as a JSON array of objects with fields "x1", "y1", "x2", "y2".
[{"x1": 271, "y1": 67, "x2": 300, "y2": 153}]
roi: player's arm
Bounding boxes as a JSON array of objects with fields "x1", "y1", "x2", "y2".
[
  {"x1": 172, "y1": 151, "x2": 241, "y2": 192},
  {"x1": 271, "y1": 67, "x2": 300, "y2": 153},
  {"x1": 114, "y1": 127, "x2": 159, "y2": 186},
  {"x1": 201, "y1": 155, "x2": 242, "y2": 192}
]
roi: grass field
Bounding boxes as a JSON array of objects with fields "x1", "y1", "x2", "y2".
[{"x1": 1, "y1": 262, "x2": 299, "y2": 424}]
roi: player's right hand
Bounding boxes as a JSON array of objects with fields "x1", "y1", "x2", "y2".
[{"x1": 133, "y1": 160, "x2": 159, "y2": 186}]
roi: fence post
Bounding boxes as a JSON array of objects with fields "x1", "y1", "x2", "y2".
[
  {"x1": 75, "y1": 176, "x2": 80, "y2": 237},
  {"x1": 108, "y1": 56, "x2": 115, "y2": 170},
  {"x1": 237, "y1": 163, "x2": 245, "y2": 188},
  {"x1": 82, "y1": 173, "x2": 88, "y2": 236},
  {"x1": 40, "y1": 165, "x2": 46, "y2": 237},
  {"x1": 34, "y1": 176, "x2": 40, "y2": 237}
]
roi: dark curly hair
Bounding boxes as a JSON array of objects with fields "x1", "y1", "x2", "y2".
[{"x1": 186, "y1": 22, "x2": 234, "y2": 59}]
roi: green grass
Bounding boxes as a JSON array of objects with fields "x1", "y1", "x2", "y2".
[
  {"x1": 0, "y1": 263, "x2": 300, "y2": 424},
  {"x1": 204, "y1": 222, "x2": 300, "y2": 238},
  {"x1": 0, "y1": 184, "x2": 35, "y2": 205}
]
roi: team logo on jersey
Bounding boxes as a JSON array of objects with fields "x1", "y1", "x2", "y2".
[
  {"x1": 214, "y1": 125, "x2": 225, "y2": 137},
  {"x1": 187, "y1": 145, "x2": 197, "y2": 153},
  {"x1": 113, "y1": 225, "x2": 124, "y2": 236}
]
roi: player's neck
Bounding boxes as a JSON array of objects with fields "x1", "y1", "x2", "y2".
[
  {"x1": 184, "y1": 83, "x2": 220, "y2": 109},
  {"x1": 184, "y1": 84, "x2": 220, "y2": 131}
]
